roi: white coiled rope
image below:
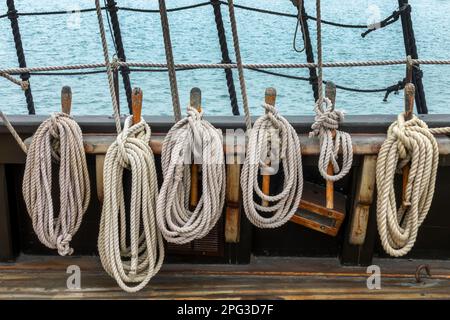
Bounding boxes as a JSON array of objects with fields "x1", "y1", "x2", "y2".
[
  {"x1": 98, "y1": 116, "x2": 164, "y2": 293},
  {"x1": 22, "y1": 112, "x2": 90, "y2": 256},
  {"x1": 156, "y1": 107, "x2": 225, "y2": 244},
  {"x1": 310, "y1": 97, "x2": 353, "y2": 182},
  {"x1": 241, "y1": 103, "x2": 303, "y2": 228},
  {"x1": 376, "y1": 113, "x2": 450, "y2": 257}
]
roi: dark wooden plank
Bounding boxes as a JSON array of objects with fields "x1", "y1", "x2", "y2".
[{"x1": 1, "y1": 256, "x2": 450, "y2": 299}]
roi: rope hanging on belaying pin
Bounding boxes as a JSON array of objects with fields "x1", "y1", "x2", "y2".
[
  {"x1": 98, "y1": 110, "x2": 164, "y2": 292},
  {"x1": 310, "y1": 0, "x2": 353, "y2": 183},
  {"x1": 14, "y1": 86, "x2": 90, "y2": 256},
  {"x1": 241, "y1": 94, "x2": 304, "y2": 228},
  {"x1": 95, "y1": 0, "x2": 164, "y2": 292},
  {"x1": 156, "y1": 89, "x2": 225, "y2": 244},
  {"x1": 310, "y1": 97, "x2": 353, "y2": 181},
  {"x1": 376, "y1": 83, "x2": 450, "y2": 257},
  {"x1": 23, "y1": 111, "x2": 90, "y2": 256}
]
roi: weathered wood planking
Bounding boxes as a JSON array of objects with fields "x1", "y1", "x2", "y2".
[
  {"x1": 225, "y1": 161, "x2": 241, "y2": 243},
  {"x1": 1, "y1": 255, "x2": 450, "y2": 299},
  {"x1": 36, "y1": 134, "x2": 450, "y2": 156},
  {"x1": 349, "y1": 155, "x2": 377, "y2": 245}
]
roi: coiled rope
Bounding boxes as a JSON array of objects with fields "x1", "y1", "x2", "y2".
[
  {"x1": 95, "y1": 0, "x2": 164, "y2": 292},
  {"x1": 2, "y1": 108, "x2": 89, "y2": 256},
  {"x1": 22, "y1": 113, "x2": 90, "y2": 256},
  {"x1": 227, "y1": 0, "x2": 304, "y2": 228},
  {"x1": 156, "y1": 106, "x2": 226, "y2": 244},
  {"x1": 310, "y1": 0, "x2": 353, "y2": 183},
  {"x1": 241, "y1": 104, "x2": 303, "y2": 228},
  {"x1": 98, "y1": 116, "x2": 164, "y2": 292},
  {"x1": 376, "y1": 113, "x2": 450, "y2": 257}
]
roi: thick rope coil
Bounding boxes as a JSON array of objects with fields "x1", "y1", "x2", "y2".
[
  {"x1": 22, "y1": 112, "x2": 90, "y2": 256},
  {"x1": 376, "y1": 113, "x2": 450, "y2": 257},
  {"x1": 156, "y1": 107, "x2": 225, "y2": 244},
  {"x1": 241, "y1": 103, "x2": 303, "y2": 228},
  {"x1": 310, "y1": 98, "x2": 353, "y2": 181},
  {"x1": 98, "y1": 116, "x2": 164, "y2": 292}
]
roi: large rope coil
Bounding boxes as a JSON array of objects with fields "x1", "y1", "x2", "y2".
[
  {"x1": 98, "y1": 116, "x2": 164, "y2": 293},
  {"x1": 310, "y1": 97, "x2": 353, "y2": 182},
  {"x1": 22, "y1": 112, "x2": 90, "y2": 256},
  {"x1": 156, "y1": 106, "x2": 225, "y2": 244},
  {"x1": 376, "y1": 113, "x2": 450, "y2": 257},
  {"x1": 241, "y1": 103, "x2": 303, "y2": 228}
]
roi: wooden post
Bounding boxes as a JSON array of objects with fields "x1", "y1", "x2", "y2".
[
  {"x1": 132, "y1": 88, "x2": 143, "y2": 125},
  {"x1": 190, "y1": 88, "x2": 202, "y2": 210},
  {"x1": 325, "y1": 81, "x2": 337, "y2": 209},
  {"x1": 402, "y1": 83, "x2": 415, "y2": 203},
  {"x1": 225, "y1": 160, "x2": 241, "y2": 243},
  {"x1": 61, "y1": 86, "x2": 72, "y2": 115},
  {"x1": 349, "y1": 155, "x2": 377, "y2": 245},
  {"x1": 261, "y1": 87, "x2": 276, "y2": 207}
]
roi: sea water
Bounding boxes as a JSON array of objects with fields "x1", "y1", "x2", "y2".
[{"x1": 0, "y1": 0, "x2": 449, "y2": 116}]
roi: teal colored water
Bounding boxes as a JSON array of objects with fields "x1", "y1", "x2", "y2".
[{"x1": 0, "y1": 0, "x2": 449, "y2": 116}]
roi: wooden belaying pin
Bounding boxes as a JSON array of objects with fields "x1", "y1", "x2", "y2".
[
  {"x1": 325, "y1": 81, "x2": 337, "y2": 210},
  {"x1": 402, "y1": 83, "x2": 415, "y2": 205},
  {"x1": 261, "y1": 87, "x2": 276, "y2": 207},
  {"x1": 132, "y1": 87, "x2": 143, "y2": 125},
  {"x1": 61, "y1": 86, "x2": 72, "y2": 115},
  {"x1": 190, "y1": 87, "x2": 202, "y2": 210}
]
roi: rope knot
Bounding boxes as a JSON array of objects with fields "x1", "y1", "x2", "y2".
[
  {"x1": 186, "y1": 106, "x2": 203, "y2": 121},
  {"x1": 309, "y1": 98, "x2": 344, "y2": 138},
  {"x1": 115, "y1": 115, "x2": 151, "y2": 168},
  {"x1": 49, "y1": 113, "x2": 73, "y2": 161},
  {"x1": 56, "y1": 234, "x2": 74, "y2": 256},
  {"x1": 262, "y1": 103, "x2": 282, "y2": 129}
]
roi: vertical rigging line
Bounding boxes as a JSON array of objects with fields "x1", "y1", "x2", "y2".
[
  {"x1": 158, "y1": 0, "x2": 181, "y2": 122},
  {"x1": 227, "y1": 0, "x2": 251, "y2": 130},
  {"x1": 315, "y1": 0, "x2": 323, "y2": 104},
  {"x1": 95, "y1": 0, "x2": 122, "y2": 133}
]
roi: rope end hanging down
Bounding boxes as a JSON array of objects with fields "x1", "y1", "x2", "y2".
[
  {"x1": 98, "y1": 87, "x2": 164, "y2": 292},
  {"x1": 156, "y1": 87, "x2": 226, "y2": 245}
]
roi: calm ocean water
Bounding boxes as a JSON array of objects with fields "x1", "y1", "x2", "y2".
[{"x1": 1, "y1": 0, "x2": 449, "y2": 116}]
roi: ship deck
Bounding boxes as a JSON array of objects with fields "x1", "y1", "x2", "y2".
[{"x1": 0, "y1": 255, "x2": 449, "y2": 299}]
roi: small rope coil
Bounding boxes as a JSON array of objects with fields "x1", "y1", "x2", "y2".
[
  {"x1": 241, "y1": 103, "x2": 303, "y2": 228},
  {"x1": 310, "y1": 97, "x2": 353, "y2": 182},
  {"x1": 22, "y1": 112, "x2": 90, "y2": 256},
  {"x1": 98, "y1": 115, "x2": 164, "y2": 292},
  {"x1": 156, "y1": 106, "x2": 225, "y2": 244},
  {"x1": 376, "y1": 113, "x2": 450, "y2": 257}
]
